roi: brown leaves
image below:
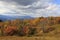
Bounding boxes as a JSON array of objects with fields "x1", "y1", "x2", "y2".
[{"x1": 4, "y1": 26, "x2": 17, "y2": 36}]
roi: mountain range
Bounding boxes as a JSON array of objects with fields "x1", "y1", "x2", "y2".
[{"x1": 0, "y1": 15, "x2": 33, "y2": 21}]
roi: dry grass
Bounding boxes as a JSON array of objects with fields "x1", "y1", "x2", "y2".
[
  {"x1": 0, "y1": 36, "x2": 43, "y2": 40},
  {"x1": 0, "y1": 36, "x2": 60, "y2": 40},
  {"x1": 44, "y1": 36, "x2": 60, "y2": 40}
]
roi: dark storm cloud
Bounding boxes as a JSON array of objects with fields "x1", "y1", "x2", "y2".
[
  {"x1": 1, "y1": 0, "x2": 38, "y2": 6},
  {"x1": 13, "y1": 0, "x2": 38, "y2": 6}
]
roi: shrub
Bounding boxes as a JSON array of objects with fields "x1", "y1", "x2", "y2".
[
  {"x1": 28, "y1": 27, "x2": 37, "y2": 36},
  {"x1": 43, "y1": 27, "x2": 55, "y2": 33},
  {"x1": 4, "y1": 26, "x2": 17, "y2": 36}
]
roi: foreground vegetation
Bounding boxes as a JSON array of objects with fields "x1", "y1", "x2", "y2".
[{"x1": 0, "y1": 17, "x2": 60, "y2": 37}]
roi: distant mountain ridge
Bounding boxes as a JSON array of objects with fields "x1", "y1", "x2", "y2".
[{"x1": 0, "y1": 15, "x2": 33, "y2": 21}]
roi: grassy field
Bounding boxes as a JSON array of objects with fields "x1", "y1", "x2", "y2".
[{"x1": 0, "y1": 36, "x2": 60, "y2": 40}]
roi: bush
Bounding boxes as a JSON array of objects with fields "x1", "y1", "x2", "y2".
[
  {"x1": 28, "y1": 27, "x2": 37, "y2": 36},
  {"x1": 43, "y1": 27, "x2": 55, "y2": 33}
]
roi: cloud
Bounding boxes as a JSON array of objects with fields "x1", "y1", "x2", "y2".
[
  {"x1": 0, "y1": 0, "x2": 39, "y2": 6},
  {"x1": 0, "y1": 0, "x2": 60, "y2": 17}
]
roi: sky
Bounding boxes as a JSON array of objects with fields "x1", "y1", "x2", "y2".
[
  {"x1": 53, "y1": 0, "x2": 60, "y2": 4},
  {"x1": 0, "y1": 0, "x2": 60, "y2": 17}
]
